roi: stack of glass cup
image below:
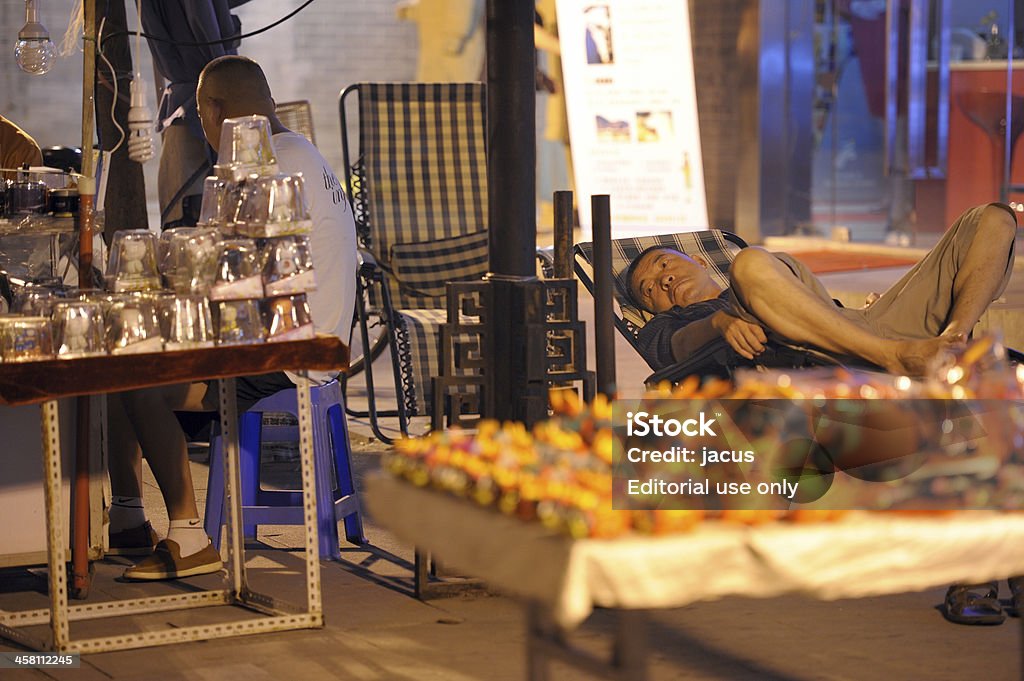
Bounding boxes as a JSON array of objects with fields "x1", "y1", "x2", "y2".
[
  {"x1": 199, "y1": 114, "x2": 317, "y2": 345},
  {"x1": 0, "y1": 115, "x2": 318, "y2": 362}
]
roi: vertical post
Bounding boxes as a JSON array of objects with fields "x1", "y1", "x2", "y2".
[
  {"x1": 484, "y1": 0, "x2": 545, "y2": 426},
  {"x1": 553, "y1": 190, "x2": 574, "y2": 279},
  {"x1": 591, "y1": 195, "x2": 616, "y2": 397},
  {"x1": 71, "y1": 0, "x2": 97, "y2": 601},
  {"x1": 486, "y1": 0, "x2": 536, "y2": 277}
]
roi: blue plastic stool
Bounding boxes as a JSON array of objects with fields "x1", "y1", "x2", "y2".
[{"x1": 204, "y1": 378, "x2": 366, "y2": 560}]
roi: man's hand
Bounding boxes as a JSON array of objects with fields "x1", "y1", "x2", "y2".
[{"x1": 710, "y1": 310, "x2": 767, "y2": 359}]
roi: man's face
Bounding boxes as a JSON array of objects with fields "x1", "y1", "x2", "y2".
[{"x1": 629, "y1": 248, "x2": 723, "y2": 313}]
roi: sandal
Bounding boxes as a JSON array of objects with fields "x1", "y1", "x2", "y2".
[
  {"x1": 1007, "y1": 577, "x2": 1024, "y2": 618},
  {"x1": 943, "y1": 583, "x2": 1005, "y2": 625}
]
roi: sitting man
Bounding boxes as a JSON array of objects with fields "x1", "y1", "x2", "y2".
[
  {"x1": 106, "y1": 55, "x2": 358, "y2": 580},
  {"x1": 627, "y1": 203, "x2": 1017, "y2": 376}
]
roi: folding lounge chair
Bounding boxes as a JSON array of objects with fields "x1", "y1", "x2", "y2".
[
  {"x1": 339, "y1": 82, "x2": 491, "y2": 441},
  {"x1": 574, "y1": 229, "x2": 838, "y2": 387},
  {"x1": 275, "y1": 100, "x2": 317, "y2": 146}
]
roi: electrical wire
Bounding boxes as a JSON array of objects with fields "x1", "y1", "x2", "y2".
[
  {"x1": 95, "y1": 16, "x2": 127, "y2": 156},
  {"x1": 100, "y1": 0, "x2": 318, "y2": 51}
]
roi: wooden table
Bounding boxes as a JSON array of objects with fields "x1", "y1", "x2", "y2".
[
  {"x1": 0, "y1": 336, "x2": 348, "y2": 653},
  {"x1": 367, "y1": 474, "x2": 1024, "y2": 680}
]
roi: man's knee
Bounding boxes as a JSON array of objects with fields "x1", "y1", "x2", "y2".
[
  {"x1": 120, "y1": 384, "x2": 193, "y2": 420},
  {"x1": 729, "y1": 247, "x2": 776, "y2": 288},
  {"x1": 979, "y1": 204, "x2": 1017, "y2": 240}
]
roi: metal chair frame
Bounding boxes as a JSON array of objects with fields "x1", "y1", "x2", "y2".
[{"x1": 339, "y1": 82, "x2": 491, "y2": 443}]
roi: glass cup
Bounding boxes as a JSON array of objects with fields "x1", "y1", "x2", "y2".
[
  {"x1": 210, "y1": 238, "x2": 263, "y2": 301},
  {"x1": 215, "y1": 299, "x2": 265, "y2": 345},
  {"x1": 197, "y1": 175, "x2": 242, "y2": 234},
  {"x1": 107, "y1": 229, "x2": 162, "y2": 293},
  {"x1": 52, "y1": 300, "x2": 106, "y2": 359},
  {"x1": 264, "y1": 294, "x2": 314, "y2": 342},
  {"x1": 178, "y1": 227, "x2": 222, "y2": 295},
  {"x1": 163, "y1": 294, "x2": 215, "y2": 351},
  {"x1": 13, "y1": 284, "x2": 63, "y2": 316},
  {"x1": 0, "y1": 316, "x2": 54, "y2": 362},
  {"x1": 262, "y1": 234, "x2": 316, "y2": 296},
  {"x1": 106, "y1": 297, "x2": 163, "y2": 355},
  {"x1": 7, "y1": 179, "x2": 48, "y2": 215},
  {"x1": 216, "y1": 115, "x2": 279, "y2": 182},
  {"x1": 234, "y1": 173, "x2": 312, "y2": 237},
  {"x1": 158, "y1": 226, "x2": 196, "y2": 291}
]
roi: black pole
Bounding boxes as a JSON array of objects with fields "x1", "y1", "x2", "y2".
[
  {"x1": 553, "y1": 190, "x2": 574, "y2": 279},
  {"x1": 486, "y1": 0, "x2": 536, "y2": 277},
  {"x1": 592, "y1": 195, "x2": 616, "y2": 397}
]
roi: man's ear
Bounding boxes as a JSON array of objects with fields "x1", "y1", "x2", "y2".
[{"x1": 691, "y1": 254, "x2": 710, "y2": 269}]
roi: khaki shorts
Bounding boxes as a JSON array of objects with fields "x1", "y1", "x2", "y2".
[{"x1": 728, "y1": 204, "x2": 1015, "y2": 340}]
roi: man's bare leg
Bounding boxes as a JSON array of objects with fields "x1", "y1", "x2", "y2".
[
  {"x1": 730, "y1": 247, "x2": 958, "y2": 375},
  {"x1": 120, "y1": 382, "x2": 208, "y2": 521},
  {"x1": 941, "y1": 204, "x2": 1017, "y2": 338}
]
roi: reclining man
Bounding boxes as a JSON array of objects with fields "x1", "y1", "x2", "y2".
[
  {"x1": 627, "y1": 203, "x2": 1017, "y2": 376},
  {"x1": 106, "y1": 55, "x2": 358, "y2": 580}
]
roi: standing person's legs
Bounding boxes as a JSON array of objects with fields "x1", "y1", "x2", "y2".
[
  {"x1": 862, "y1": 203, "x2": 1016, "y2": 339},
  {"x1": 106, "y1": 392, "x2": 157, "y2": 555}
]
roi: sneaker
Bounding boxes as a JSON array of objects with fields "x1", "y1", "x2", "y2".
[
  {"x1": 122, "y1": 539, "x2": 223, "y2": 581},
  {"x1": 107, "y1": 521, "x2": 158, "y2": 556}
]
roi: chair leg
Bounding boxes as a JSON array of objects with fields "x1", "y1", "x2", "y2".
[
  {"x1": 203, "y1": 435, "x2": 225, "y2": 551},
  {"x1": 351, "y1": 276, "x2": 400, "y2": 444},
  {"x1": 328, "y1": 400, "x2": 366, "y2": 545},
  {"x1": 238, "y1": 411, "x2": 262, "y2": 541},
  {"x1": 310, "y1": 390, "x2": 342, "y2": 561},
  {"x1": 377, "y1": 278, "x2": 410, "y2": 437}
]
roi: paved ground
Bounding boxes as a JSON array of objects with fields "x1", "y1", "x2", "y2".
[{"x1": 3, "y1": 236, "x2": 1024, "y2": 679}]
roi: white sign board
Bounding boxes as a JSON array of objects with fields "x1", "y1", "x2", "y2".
[{"x1": 555, "y1": 0, "x2": 708, "y2": 238}]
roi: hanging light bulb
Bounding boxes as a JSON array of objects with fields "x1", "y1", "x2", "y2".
[
  {"x1": 127, "y1": 76, "x2": 154, "y2": 163},
  {"x1": 15, "y1": 0, "x2": 56, "y2": 76}
]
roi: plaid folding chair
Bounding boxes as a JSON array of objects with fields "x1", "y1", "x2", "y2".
[
  {"x1": 340, "y1": 82, "x2": 490, "y2": 441},
  {"x1": 574, "y1": 229, "x2": 838, "y2": 386},
  {"x1": 275, "y1": 100, "x2": 316, "y2": 146}
]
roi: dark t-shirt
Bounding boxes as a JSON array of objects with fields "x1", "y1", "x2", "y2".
[{"x1": 636, "y1": 289, "x2": 732, "y2": 370}]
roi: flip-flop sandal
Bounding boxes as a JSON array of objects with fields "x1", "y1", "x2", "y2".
[
  {"x1": 944, "y1": 583, "x2": 1005, "y2": 625},
  {"x1": 1006, "y1": 577, "x2": 1024, "y2": 618}
]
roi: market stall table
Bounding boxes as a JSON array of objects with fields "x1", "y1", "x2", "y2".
[
  {"x1": 367, "y1": 474, "x2": 1024, "y2": 680},
  {"x1": 0, "y1": 336, "x2": 347, "y2": 653}
]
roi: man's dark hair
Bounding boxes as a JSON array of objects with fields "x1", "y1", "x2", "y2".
[{"x1": 623, "y1": 245, "x2": 678, "y2": 313}]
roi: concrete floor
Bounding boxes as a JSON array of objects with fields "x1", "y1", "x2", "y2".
[{"x1": 3, "y1": 236, "x2": 1024, "y2": 679}]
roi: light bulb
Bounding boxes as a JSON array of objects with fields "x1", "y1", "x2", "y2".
[
  {"x1": 15, "y1": 1, "x2": 55, "y2": 76},
  {"x1": 127, "y1": 76, "x2": 155, "y2": 163}
]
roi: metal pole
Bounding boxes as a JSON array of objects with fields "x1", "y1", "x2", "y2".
[
  {"x1": 553, "y1": 190, "x2": 573, "y2": 279},
  {"x1": 486, "y1": 0, "x2": 536, "y2": 277},
  {"x1": 483, "y1": 0, "x2": 546, "y2": 426},
  {"x1": 71, "y1": 0, "x2": 97, "y2": 600},
  {"x1": 592, "y1": 195, "x2": 616, "y2": 397}
]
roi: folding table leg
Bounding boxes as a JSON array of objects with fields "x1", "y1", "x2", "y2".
[
  {"x1": 295, "y1": 373, "x2": 323, "y2": 616},
  {"x1": 40, "y1": 399, "x2": 69, "y2": 650},
  {"x1": 218, "y1": 378, "x2": 247, "y2": 597}
]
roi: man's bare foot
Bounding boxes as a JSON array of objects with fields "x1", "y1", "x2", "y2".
[{"x1": 886, "y1": 335, "x2": 965, "y2": 376}]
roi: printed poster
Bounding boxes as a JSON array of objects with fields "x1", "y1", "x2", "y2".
[{"x1": 555, "y1": 0, "x2": 708, "y2": 238}]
